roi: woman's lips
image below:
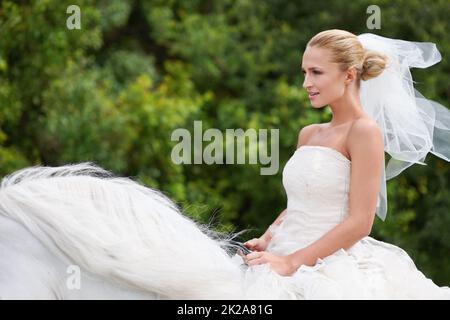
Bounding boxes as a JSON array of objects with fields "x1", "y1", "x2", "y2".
[{"x1": 309, "y1": 92, "x2": 319, "y2": 99}]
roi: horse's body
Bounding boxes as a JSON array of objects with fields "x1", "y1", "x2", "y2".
[
  {"x1": 0, "y1": 215, "x2": 158, "y2": 299},
  {"x1": 0, "y1": 163, "x2": 244, "y2": 299}
]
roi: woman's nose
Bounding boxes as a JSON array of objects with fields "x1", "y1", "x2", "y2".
[{"x1": 303, "y1": 75, "x2": 312, "y2": 90}]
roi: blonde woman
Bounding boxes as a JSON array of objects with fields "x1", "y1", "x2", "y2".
[{"x1": 242, "y1": 29, "x2": 450, "y2": 299}]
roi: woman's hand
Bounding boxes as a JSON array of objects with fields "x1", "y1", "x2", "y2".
[
  {"x1": 244, "y1": 251, "x2": 297, "y2": 277},
  {"x1": 243, "y1": 237, "x2": 269, "y2": 252}
]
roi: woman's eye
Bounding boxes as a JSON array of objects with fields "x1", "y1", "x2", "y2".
[{"x1": 302, "y1": 70, "x2": 321, "y2": 75}]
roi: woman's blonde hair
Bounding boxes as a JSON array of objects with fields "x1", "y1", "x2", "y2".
[{"x1": 307, "y1": 29, "x2": 388, "y2": 82}]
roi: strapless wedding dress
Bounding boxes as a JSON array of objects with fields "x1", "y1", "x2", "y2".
[{"x1": 236, "y1": 145, "x2": 450, "y2": 299}]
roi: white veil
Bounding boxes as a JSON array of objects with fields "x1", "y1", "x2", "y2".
[{"x1": 357, "y1": 33, "x2": 450, "y2": 221}]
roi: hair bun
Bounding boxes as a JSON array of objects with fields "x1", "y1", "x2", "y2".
[{"x1": 361, "y1": 50, "x2": 388, "y2": 81}]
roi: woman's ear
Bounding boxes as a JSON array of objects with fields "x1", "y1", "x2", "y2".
[{"x1": 344, "y1": 67, "x2": 357, "y2": 85}]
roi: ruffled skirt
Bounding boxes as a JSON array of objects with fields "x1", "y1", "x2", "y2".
[{"x1": 232, "y1": 237, "x2": 450, "y2": 299}]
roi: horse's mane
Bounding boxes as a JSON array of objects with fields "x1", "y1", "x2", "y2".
[{"x1": 0, "y1": 163, "x2": 245, "y2": 299}]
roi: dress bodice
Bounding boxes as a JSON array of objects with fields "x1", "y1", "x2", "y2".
[{"x1": 267, "y1": 145, "x2": 352, "y2": 255}]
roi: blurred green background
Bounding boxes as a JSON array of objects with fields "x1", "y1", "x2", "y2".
[{"x1": 0, "y1": 0, "x2": 449, "y2": 285}]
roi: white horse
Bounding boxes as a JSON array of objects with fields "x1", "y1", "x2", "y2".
[{"x1": 0, "y1": 163, "x2": 247, "y2": 299}]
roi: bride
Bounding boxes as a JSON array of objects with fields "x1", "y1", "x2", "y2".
[{"x1": 0, "y1": 29, "x2": 450, "y2": 299}]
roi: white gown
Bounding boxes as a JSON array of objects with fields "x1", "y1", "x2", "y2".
[{"x1": 236, "y1": 145, "x2": 450, "y2": 299}]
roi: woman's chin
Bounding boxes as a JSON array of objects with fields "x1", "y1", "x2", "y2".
[{"x1": 311, "y1": 101, "x2": 327, "y2": 109}]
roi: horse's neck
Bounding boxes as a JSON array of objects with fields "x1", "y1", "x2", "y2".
[{"x1": 0, "y1": 215, "x2": 157, "y2": 299}]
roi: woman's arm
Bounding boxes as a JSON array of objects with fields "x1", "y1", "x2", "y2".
[
  {"x1": 259, "y1": 209, "x2": 286, "y2": 243},
  {"x1": 288, "y1": 215, "x2": 371, "y2": 268},
  {"x1": 288, "y1": 119, "x2": 384, "y2": 269},
  {"x1": 244, "y1": 208, "x2": 286, "y2": 251}
]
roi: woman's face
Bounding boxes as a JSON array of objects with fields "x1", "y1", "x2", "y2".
[{"x1": 301, "y1": 46, "x2": 348, "y2": 108}]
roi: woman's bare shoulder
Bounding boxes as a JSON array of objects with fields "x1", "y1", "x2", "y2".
[
  {"x1": 347, "y1": 118, "x2": 383, "y2": 155},
  {"x1": 349, "y1": 117, "x2": 381, "y2": 137},
  {"x1": 297, "y1": 124, "x2": 322, "y2": 147}
]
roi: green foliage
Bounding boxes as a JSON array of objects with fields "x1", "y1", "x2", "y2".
[{"x1": 0, "y1": 0, "x2": 449, "y2": 284}]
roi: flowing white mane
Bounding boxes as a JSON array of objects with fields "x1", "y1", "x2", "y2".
[{"x1": 0, "y1": 163, "x2": 245, "y2": 299}]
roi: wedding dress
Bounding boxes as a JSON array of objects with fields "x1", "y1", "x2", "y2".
[{"x1": 236, "y1": 145, "x2": 450, "y2": 299}]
